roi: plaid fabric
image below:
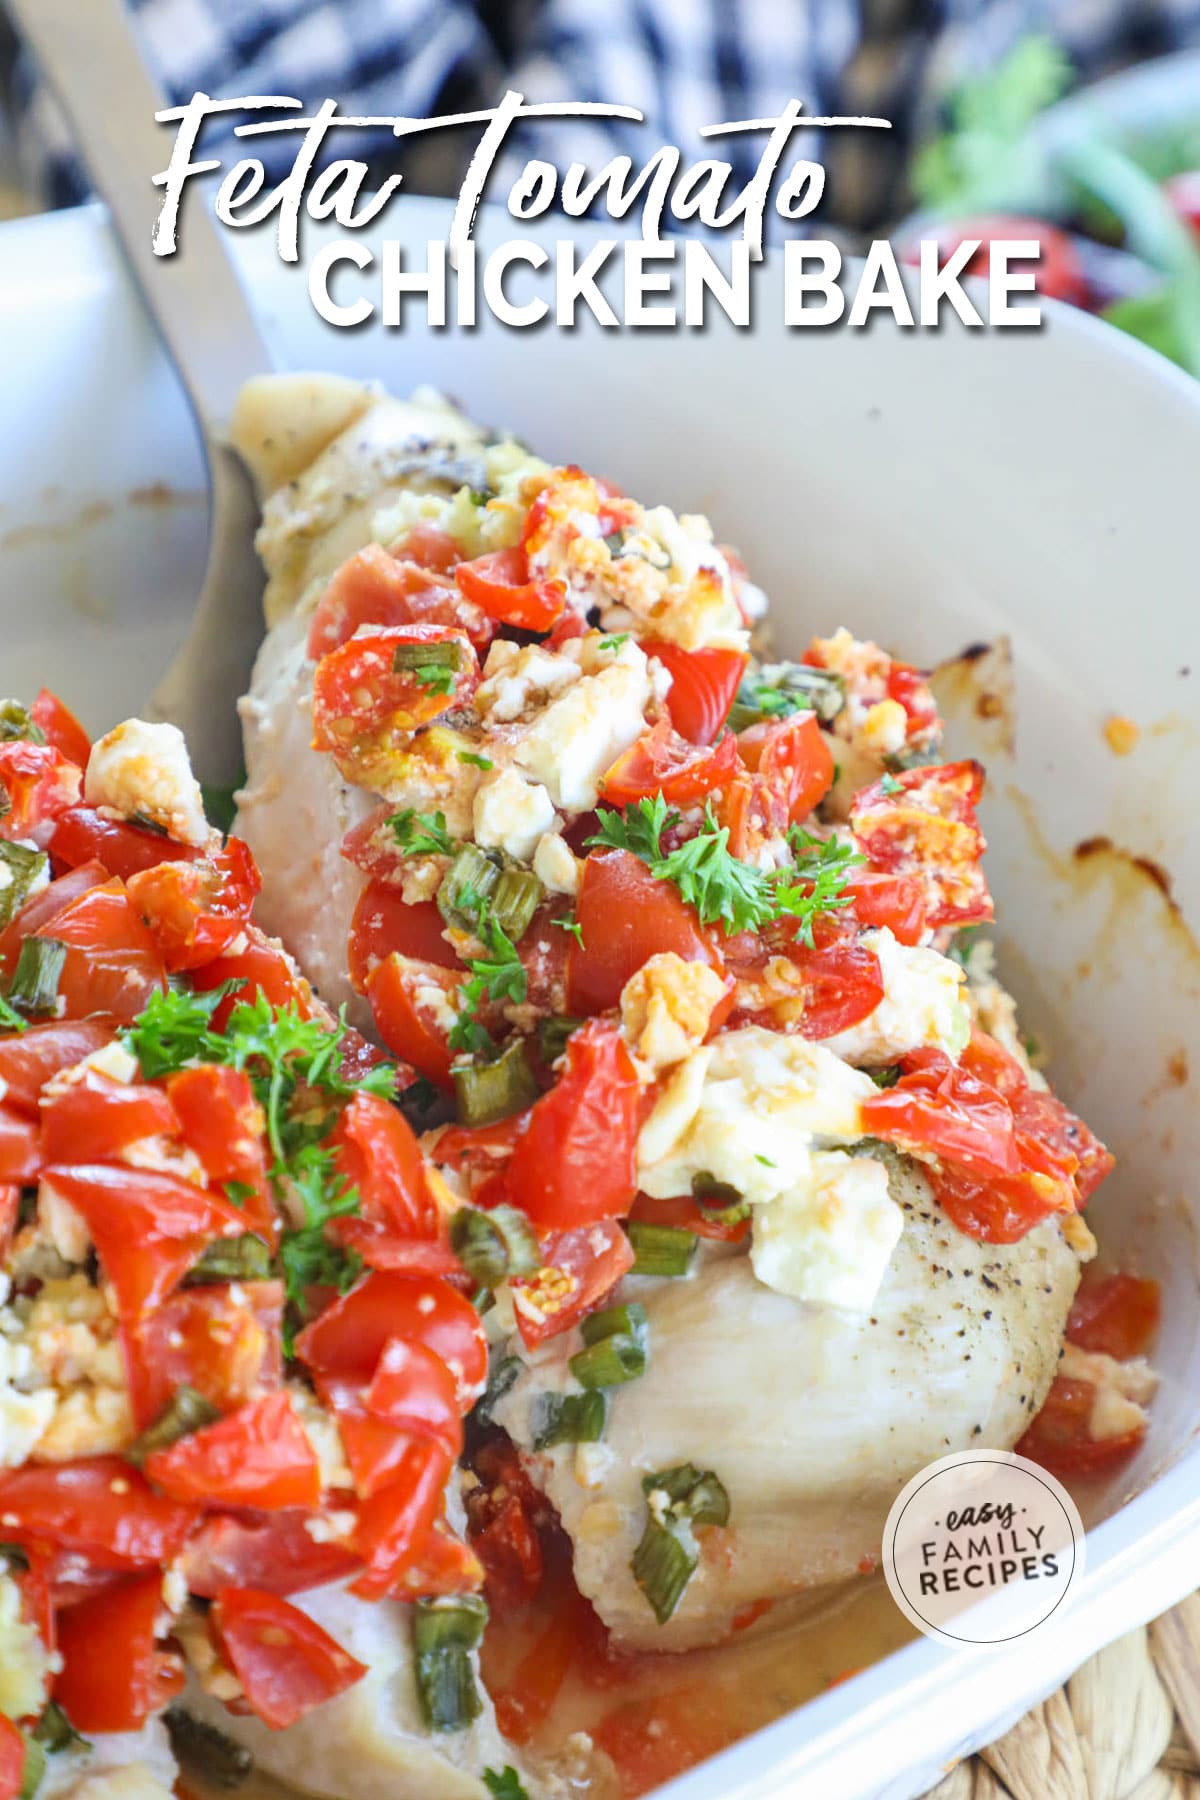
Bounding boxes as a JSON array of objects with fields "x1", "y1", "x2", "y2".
[{"x1": 7, "y1": 0, "x2": 1200, "y2": 227}]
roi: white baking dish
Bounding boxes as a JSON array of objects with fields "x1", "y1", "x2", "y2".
[{"x1": 2, "y1": 199, "x2": 1198, "y2": 1800}]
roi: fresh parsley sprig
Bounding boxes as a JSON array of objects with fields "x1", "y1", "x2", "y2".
[
  {"x1": 389, "y1": 809, "x2": 455, "y2": 857},
  {"x1": 449, "y1": 910, "x2": 528, "y2": 1056}
]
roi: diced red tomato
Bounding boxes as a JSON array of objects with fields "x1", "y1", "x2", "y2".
[
  {"x1": 1068, "y1": 1272, "x2": 1160, "y2": 1361},
  {"x1": 307, "y1": 542, "x2": 491, "y2": 659},
  {"x1": 312, "y1": 625, "x2": 479, "y2": 786},
  {"x1": 122, "y1": 1280, "x2": 285, "y2": 1429},
  {"x1": 183, "y1": 1511, "x2": 360, "y2": 1599},
  {"x1": 0, "y1": 741, "x2": 81, "y2": 846},
  {"x1": 127, "y1": 838, "x2": 260, "y2": 972},
  {"x1": 331, "y1": 1091, "x2": 435, "y2": 1237},
  {"x1": 599, "y1": 718, "x2": 739, "y2": 809},
  {"x1": 843, "y1": 869, "x2": 927, "y2": 946},
  {"x1": 1011, "y1": 1085, "x2": 1113, "y2": 1203},
  {"x1": 347, "y1": 882, "x2": 457, "y2": 996},
  {"x1": 349, "y1": 1438, "x2": 453, "y2": 1601},
  {"x1": 46, "y1": 1163, "x2": 247, "y2": 1318},
  {"x1": 567, "y1": 849, "x2": 722, "y2": 1016},
  {"x1": 0, "y1": 1107, "x2": 41, "y2": 1184},
  {"x1": 367, "y1": 954, "x2": 459, "y2": 1088},
  {"x1": 146, "y1": 1392, "x2": 322, "y2": 1510},
  {"x1": 0, "y1": 1018, "x2": 113, "y2": 1116},
  {"x1": 295, "y1": 1272, "x2": 488, "y2": 1408},
  {"x1": 397, "y1": 1518, "x2": 485, "y2": 1599},
  {"x1": 29, "y1": 690, "x2": 90, "y2": 768},
  {"x1": 0, "y1": 862, "x2": 108, "y2": 978},
  {"x1": 788, "y1": 929, "x2": 885, "y2": 1039},
  {"x1": 645, "y1": 642, "x2": 747, "y2": 746},
  {"x1": 629, "y1": 1191, "x2": 750, "y2": 1244},
  {"x1": 190, "y1": 927, "x2": 312, "y2": 1027},
  {"x1": 501, "y1": 1020, "x2": 640, "y2": 1231},
  {"x1": 48, "y1": 807, "x2": 202, "y2": 882},
  {"x1": 38, "y1": 878, "x2": 166, "y2": 1023},
  {"x1": 0, "y1": 1713, "x2": 26, "y2": 1800},
  {"x1": 367, "y1": 1338, "x2": 464, "y2": 1456},
  {"x1": 455, "y1": 546, "x2": 566, "y2": 631},
  {"x1": 316, "y1": 1370, "x2": 431, "y2": 1500},
  {"x1": 736, "y1": 710, "x2": 834, "y2": 823},
  {"x1": 326, "y1": 1217, "x2": 464, "y2": 1280},
  {"x1": 167, "y1": 1064, "x2": 276, "y2": 1247},
  {"x1": 0, "y1": 1458, "x2": 196, "y2": 1567},
  {"x1": 1017, "y1": 1375, "x2": 1144, "y2": 1478},
  {"x1": 54, "y1": 1574, "x2": 185, "y2": 1732},
  {"x1": 911, "y1": 216, "x2": 1089, "y2": 308},
  {"x1": 510, "y1": 1218, "x2": 636, "y2": 1348},
  {"x1": 211, "y1": 1587, "x2": 368, "y2": 1729},
  {"x1": 40, "y1": 1068, "x2": 179, "y2": 1166},
  {"x1": 885, "y1": 662, "x2": 940, "y2": 742},
  {"x1": 862, "y1": 1048, "x2": 1018, "y2": 1177},
  {"x1": 470, "y1": 1490, "x2": 544, "y2": 1612},
  {"x1": 850, "y1": 761, "x2": 992, "y2": 931}
]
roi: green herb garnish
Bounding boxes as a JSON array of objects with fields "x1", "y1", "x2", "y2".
[{"x1": 389, "y1": 809, "x2": 455, "y2": 857}]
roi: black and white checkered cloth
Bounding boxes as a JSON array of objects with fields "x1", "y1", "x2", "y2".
[{"x1": 7, "y1": 0, "x2": 1200, "y2": 229}]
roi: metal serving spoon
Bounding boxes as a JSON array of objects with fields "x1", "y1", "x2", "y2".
[{"x1": 8, "y1": 0, "x2": 272, "y2": 785}]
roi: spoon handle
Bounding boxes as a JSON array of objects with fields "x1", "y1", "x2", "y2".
[{"x1": 9, "y1": 0, "x2": 273, "y2": 436}]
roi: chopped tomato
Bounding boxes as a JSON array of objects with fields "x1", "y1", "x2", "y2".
[
  {"x1": 307, "y1": 542, "x2": 490, "y2": 659},
  {"x1": 645, "y1": 642, "x2": 747, "y2": 746},
  {"x1": 146, "y1": 1393, "x2": 322, "y2": 1510},
  {"x1": 0, "y1": 1107, "x2": 42, "y2": 1184},
  {"x1": 190, "y1": 927, "x2": 312, "y2": 1027},
  {"x1": 183, "y1": 1511, "x2": 360, "y2": 1599},
  {"x1": 929, "y1": 1156, "x2": 1074, "y2": 1245},
  {"x1": 1017, "y1": 1375, "x2": 1144, "y2": 1478},
  {"x1": 862, "y1": 1049, "x2": 1018, "y2": 1177},
  {"x1": 1011, "y1": 1085, "x2": 1113, "y2": 1202},
  {"x1": 0, "y1": 862, "x2": 108, "y2": 978},
  {"x1": 54, "y1": 1574, "x2": 184, "y2": 1732},
  {"x1": 850, "y1": 761, "x2": 992, "y2": 931},
  {"x1": 843, "y1": 869, "x2": 927, "y2": 946},
  {"x1": 1068, "y1": 1272, "x2": 1160, "y2": 1361},
  {"x1": 40, "y1": 1067, "x2": 179, "y2": 1165},
  {"x1": 49, "y1": 806, "x2": 202, "y2": 882},
  {"x1": 567, "y1": 849, "x2": 721, "y2": 1016},
  {"x1": 455, "y1": 546, "x2": 566, "y2": 631},
  {"x1": 39, "y1": 878, "x2": 166, "y2": 1023},
  {"x1": 396, "y1": 1518, "x2": 484, "y2": 1599},
  {"x1": 326, "y1": 1217, "x2": 464, "y2": 1280},
  {"x1": 349, "y1": 1438, "x2": 453, "y2": 1601},
  {"x1": 629, "y1": 1190, "x2": 751, "y2": 1244},
  {"x1": 0, "y1": 1018, "x2": 113, "y2": 1116},
  {"x1": 312, "y1": 625, "x2": 478, "y2": 785},
  {"x1": 599, "y1": 718, "x2": 739, "y2": 809},
  {"x1": 367, "y1": 954, "x2": 459, "y2": 1088},
  {"x1": 736, "y1": 710, "x2": 834, "y2": 822},
  {"x1": 470, "y1": 1490, "x2": 544, "y2": 1612},
  {"x1": 0, "y1": 1713, "x2": 26, "y2": 1800},
  {"x1": 501, "y1": 1020, "x2": 640, "y2": 1231},
  {"x1": 885, "y1": 661, "x2": 940, "y2": 741},
  {"x1": 127, "y1": 838, "x2": 261, "y2": 972},
  {"x1": 367, "y1": 1338, "x2": 464, "y2": 1457},
  {"x1": 46, "y1": 1163, "x2": 247, "y2": 1318},
  {"x1": 0, "y1": 741, "x2": 81, "y2": 846},
  {"x1": 122, "y1": 1281, "x2": 285, "y2": 1429},
  {"x1": 913, "y1": 216, "x2": 1089, "y2": 308},
  {"x1": 347, "y1": 882, "x2": 456, "y2": 994},
  {"x1": 167, "y1": 1064, "x2": 276, "y2": 1247},
  {"x1": 30, "y1": 689, "x2": 91, "y2": 769},
  {"x1": 332, "y1": 1090, "x2": 435, "y2": 1237},
  {"x1": 212, "y1": 1587, "x2": 368, "y2": 1730},
  {"x1": 315, "y1": 1370, "x2": 433, "y2": 1499},
  {"x1": 510, "y1": 1218, "x2": 636, "y2": 1348},
  {"x1": 788, "y1": 929, "x2": 885, "y2": 1039},
  {"x1": 0, "y1": 1458, "x2": 196, "y2": 1567},
  {"x1": 295, "y1": 1272, "x2": 488, "y2": 1409}
]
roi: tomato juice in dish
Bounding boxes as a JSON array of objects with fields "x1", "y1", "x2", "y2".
[{"x1": 0, "y1": 378, "x2": 1158, "y2": 1800}]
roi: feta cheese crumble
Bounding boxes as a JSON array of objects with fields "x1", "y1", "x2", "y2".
[
  {"x1": 750, "y1": 1151, "x2": 903, "y2": 1310},
  {"x1": 85, "y1": 718, "x2": 210, "y2": 847}
]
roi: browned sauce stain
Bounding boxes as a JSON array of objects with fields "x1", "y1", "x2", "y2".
[
  {"x1": 0, "y1": 485, "x2": 205, "y2": 553},
  {"x1": 1073, "y1": 835, "x2": 1181, "y2": 919},
  {"x1": 1168, "y1": 1049, "x2": 1190, "y2": 1088},
  {"x1": 128, "y1": 482, "x2": 205, "y2": 509},
  {"x1": 931, "y1": 636, "x2": 1016, "y2": 757}
]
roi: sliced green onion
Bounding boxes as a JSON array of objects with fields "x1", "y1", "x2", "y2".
[
  {"x1": 537, "y1": 1015, "x2": 583, "y2": 1064},
  {"x1": 632, "y1": 1514, "x2": 699, "y2": 1626},
  {"x1": 18, "y1": 1732, "x2": 45, "y2": 1800},
  {"x1": 7, "y1": 938, "x2": 66, "y2": 1016},
  {"x1": 472, "y1": 1285, "x2": 495, "y2": 1316},
  {"x1": 32, "y1": 1702, "x2": 88, "y2": 1756},
  {"x1": 488, "y1": 869, "x2": 543, "y2": 942},
  {"x1": 438, "y1": 843, "x2": 501, "y2": 930},
  {"x1": 393, "y1": 640, "x2": 464, "y2": 677},
  {"x1": 0, "y1": 842, "x2": 48, "y2": 931},
  {"x1": 690, "y1": 1170, "x2": 750, "y2": 1225},
  {"x1": 450, "y1": 1203, "x2": 540, "y2": 1286},
  {"x1": 165, "y1": 1710, "x2": 252, "y2": 1788},
  {"x1": 184, "y1": 1234, "x2": 273, "y2": 1285},
  {"x1": 869, "y1": 1065, "x2": 901, "y2": 1089},
  {"x1": 579, "y1": 1302, "x2": 646, "y2": 1348},
  {"x1": 452, "y1": 1039, "x2": 538, "y2": 1128},
  {"x1": 532, "y1": 1389, "x2": 607, "y2": 1450},
  {"x1": 569, "y1": 1334, "x2": 646, "y2": 1390},
  {"x1": 0, "y1": 700, "x2": 46, "y2": 745},
  {"x1": 413, "y1": 1595, "x2": 488, "y2": 1732},
  {"x1": 728, "y1": 663, "x2": 845, "y2": 732},
  {"x1": 475, "y1": 1354, "x2": 522, "y2": 1426},
  {"x1": 627, "y1": 1222, "x2": 697, "y2": 1278},
  {"x1": 125, "y1": 1384, "x2": 221, "y2": 1467}
]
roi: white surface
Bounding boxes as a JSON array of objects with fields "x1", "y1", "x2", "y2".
[{"x1": 2, "y1": 200, "x2": 1199, "y2": 1800}]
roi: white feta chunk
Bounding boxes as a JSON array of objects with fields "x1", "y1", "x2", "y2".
[
  {"x1": 532, "y1": 832, "x2": 579, "y2": 896},
  {"x1": 750, "y1": 1151, "x2": 903, "y2": 1311},
  {"x1": 1058, "y1": 1343, "x2": 1158, "y2": 1442},
  {"x1": 85, "y1": 719, "x2": 209, "y2": 847},
  {"x1": 514, "y1": 640, "x2": 656, "y2": 811},
  {"x1": 619, "y1": 952, "x2": 727, "y2": 1078},
  {"x1": 472, "y1": 768, "x2": 558, "y2": 863},
  {"x1": 822, "y1": 929, "x2": 971, "y2": 1067},
  {"x1": 0, "y1": 1568, "x2": 52, "y2": 1718}
]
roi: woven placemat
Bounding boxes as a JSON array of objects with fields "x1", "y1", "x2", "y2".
[{"x1": 920, "y1": 1595, "x2": 1200, "y2": 1800}]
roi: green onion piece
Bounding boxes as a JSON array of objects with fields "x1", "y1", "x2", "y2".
[
  {"x1": 183, "y1": 1234, "x2": 273, "y2": 1285},
  {"x1": 569, "y1": 1333, "x2": 646, "y2": 1390},
  {"x1": 0, "y1": 842, "x2": 48, "y2": 931},
  {"x1": 437, "y1": 844, "x2": 501, "y2": 930},
  {"x1": 33, "y1": 1703, "x2": 88, "y2": 1756},
  {"x1": 631, "y1": 1515, "x2": 699, "y2": 1626},
  {"x1": 452, "y1": 1039, "x2": 539, "y2": 1129},
  {"x1": 472, "y1": 1285, "x2": 496, "y2": 1316},
  {"x1": 18, "y1": 1733, "x2": 45, "y2": 1800},
  {"x1": 627, "y1": 1222, "x2": 697, "y2": 1278},
  {"x1": 125, "y1": 1384, "x2": 221, "y2": 1467},
  {"x1": 392, "y1": 640, "x2": 463, "y2": 677},
  {"x1": 8, "y1": 938, "x2": 66, "y2": 1016},
  {"x1": 869, "y1": 1065, "x2": 901, "y2": 1089},
  {"x1": 579, "y1": 1302, "x2": 647, "y2": 1348},
  {"x1": 413, "y1": 1595, "x2": 488, "y2": 1732},
  {"x1": 690, "y1": 1171, "x2": 750, "y2": 1225},
  {"x1": 0, "y1": 700, "x2": 46, "y2": 745},
  {"x1": 532, "y1": 1389, "x2": 607, "y2": 1450},
  {"x1": 475, "y1": 1354, "x2": 522, "y2": 1427},
  {"x1": 488, "y1": 869, "x2": 543, "y2": 943},
  {"x1": 165, "y1": 1710, "x2": 252, "y2": 1789},
  {"x1": 450, "y1": 1204, "x2": 540, "y2": 1286},
  {"x1": 728, "y1": 663, "x2": 845, "y2": 732},
  {"x1": 537, "y1": 1015, "x2": 583, "y2": 1064},
  {"x1": 642, "y1": 1462, "x2": 730, "y2": 1527}
]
